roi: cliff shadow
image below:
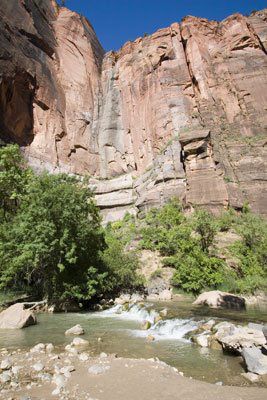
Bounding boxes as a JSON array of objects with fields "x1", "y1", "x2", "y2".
[{"x1": 0, "y1": 70, "x2": 36, "y2": 146}]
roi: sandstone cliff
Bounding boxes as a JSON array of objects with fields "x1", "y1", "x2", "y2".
[{"x1": 0, "y1": 1, "x2": 266, "y2": 221}]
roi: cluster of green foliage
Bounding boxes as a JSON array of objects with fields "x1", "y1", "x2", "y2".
[
  {"x1": 0, "y1": 145, "x2": 142, "y2": 303},
  {"x1": 139, "y1": 199, "x2": 267, "y2": 295}
]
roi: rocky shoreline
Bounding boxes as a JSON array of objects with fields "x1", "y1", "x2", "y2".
[{"x1": 1, "y1": 344, "x2": 267, "y2": 400}]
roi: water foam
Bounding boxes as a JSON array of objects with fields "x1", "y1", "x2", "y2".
[
  {"x1": 132, "y1": 318, "x2": 199, "y2": 341},
  {"x1": 94, "y1": 303, "x2": 199, "y2": 341}
]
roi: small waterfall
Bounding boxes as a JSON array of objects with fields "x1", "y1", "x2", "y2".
[
  {"x1": 95, "y1": 303, "x2": 159, "y2": 324},
  {"x1": 132, "y1": 318, "x2": 199, "y2": 341},
  {"x1": 94, "y1": 303, "x2": 199, "y2": 341}
]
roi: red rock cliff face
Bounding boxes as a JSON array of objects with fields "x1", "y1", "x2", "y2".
[{"x1": 0, "y1": 1, "x2": 266, "y2": 221}]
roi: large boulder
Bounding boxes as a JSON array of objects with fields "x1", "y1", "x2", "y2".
[
  {"x1": 193, "y1": 291, "x2": 246, "y2": 310},
  {"x1": 215, "y1": 324, "x2": 266, "y2": 353},
  {"x1": 242, "y1": 347, "x2": 267, "y2": 375},
  {"x1": 0, "y1": 303, "x2": 36, "y2": 329}
]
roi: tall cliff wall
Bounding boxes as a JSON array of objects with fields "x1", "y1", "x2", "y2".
[{"x1": 0, "y1": 1, "x2": 266, "y2": 221}]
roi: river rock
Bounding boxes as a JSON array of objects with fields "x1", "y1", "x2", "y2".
[
  {"x1": 88, "y1": 365, "x2": 110, "y2": 375},
  {"x1": 241, "y1": 372, "x2": 260, "y2": 382},
  {"x1": 46, "y1": 343, "x2": 54, "y2": 353},
  {"x1": 193, "y1": 291, "x2": 245, "y2": 310},
  {"x1": 71, "y1": 337, "x2": 89, "y2": 347},
  {"x1": 0, "y1": 371, "x2": 11, "y2": 383},
  {"x1": 216, "y1": 324, "x2": 266, "y2": 353},
  {"x1": 195, "y1": 334, "x2": 210, "y2": 348},
  {"x1": 114, "y1": 294, "x2": 131, "y2": 305},
  {"x1": 131, "y1": 293, "x2": 144, "y2": 303},
  {"x1": 158, "y1": 289, "x2": 173, "y2": 301},
  {"x1": 78, "y1": 353, "x2": 89, "y2": 362},
  {"x1": 30, "y1": 343, "x2": 46, "y2": 353},
  {"x1": 141, "y1": 320, "x2": 151, "y2": 330},
  {"x1": 65, "y1": 324, "x2": 84, "y2": 335},
  {"x1": 0, "y1": 358, "x2": 12, "y2": 370},
  {"x1": 32, "y1": 362, "x2": 44, "y2": 372},
  {"x1": 242, "y1": 347, "x2": 267, "y2": 375},
  {"x1": 0, "y1": 303, "x2": 37, "y2": 329}
]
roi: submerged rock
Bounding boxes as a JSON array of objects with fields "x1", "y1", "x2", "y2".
[
  {"x1": 193, "y1": 291, "x2": 245, "y2": 310},
  {"x1": 65, "y1": 324, "x2": 84, "y2": 336},
  {"x1": 0, "y1": 303, "x2": 37, "y2": 329}
]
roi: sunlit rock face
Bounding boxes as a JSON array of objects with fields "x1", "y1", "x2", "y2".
[{"x1": 0, "y1": 1, "x2": 266, "y2": 220}]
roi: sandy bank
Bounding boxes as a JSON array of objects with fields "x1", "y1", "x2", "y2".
[{"x1": 1, "y1": 347, "x2": 267, "y2": 400}]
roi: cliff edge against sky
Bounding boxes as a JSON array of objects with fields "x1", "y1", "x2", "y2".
[{"x1": 0, "y1": 0, "x2": 266, "y2": 221}]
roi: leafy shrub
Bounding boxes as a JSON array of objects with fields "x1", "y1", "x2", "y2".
[
  {"x1": 193, "y1": 209, "x2": 217, "y2": 252},
  {"x1": 101, "y1": 231, "x2": 143, "y2": 295},
  {"x1": 167, "y1": 250, "x2": 225, "y2": 294}
]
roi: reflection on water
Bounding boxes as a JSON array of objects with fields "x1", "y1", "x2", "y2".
[{"x1": 0, "y1": 298, "x2": 266, "y2": 386}]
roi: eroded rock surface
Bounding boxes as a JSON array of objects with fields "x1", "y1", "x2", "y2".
[{"x1": 0, "y1": 2, "x2": 266, "y2": 220}]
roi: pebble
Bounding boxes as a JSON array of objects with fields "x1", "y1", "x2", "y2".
[
  {"x1": 0, "y1": 358, "x2": 12, "y2": 370},
  {"x1": 33, "y1": 362, "x2": 44, "y2": 372},
  {"x1": 0, "y1": 372, "x2": 11, "y2": 383},
  {"x1": 46, "y1": 343, "x2": 54, "y2": 353},
  {"x1": 72, "y1": 337, "x2": 89, "y2": 347},
  {"x1": 88, "y1": 365, "x2": 110, "y2": 375},
  {"x1": 100, "y1": 352, "x2": 108, "y2": 359},
  {"x1": 12, "y1": 365, "x2": 22, "y2": 374},
  {"x1": 30, "y1": 343, "x2": 45, "y2": 353},
  {"x1": 79, "y1": 353, "x2": 89, "y2": 362},
  {"x1": 53, "y1": 374, "x2": 67, "y2": 388}
]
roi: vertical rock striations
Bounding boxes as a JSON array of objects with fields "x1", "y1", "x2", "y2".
[{"x1": 0, "y1": 1, "x2": 266, "y2": 220}]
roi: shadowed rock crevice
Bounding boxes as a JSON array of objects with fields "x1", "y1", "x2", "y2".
[{"x1": 0, "y1": 70, "x2": 36, "y2": 145}]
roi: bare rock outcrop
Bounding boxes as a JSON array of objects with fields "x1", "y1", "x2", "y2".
[{"x1": 0, "y1": 2, "x2": 266, "y2": 220}]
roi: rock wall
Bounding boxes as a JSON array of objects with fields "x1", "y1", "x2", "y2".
[{"x1": 0, "y1": 1, "x2": 266, "y2": 220}]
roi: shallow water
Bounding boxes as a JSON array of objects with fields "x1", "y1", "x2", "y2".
[{"x1": 0, "y1": 298, "x2": 266, "y2": 386}]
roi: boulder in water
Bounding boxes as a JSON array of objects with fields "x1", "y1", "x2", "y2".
[
  {"x1": 194, "y1": 334, "x2": 210, "y2": 348},
  {"x1": 65, "y1": 324, "x2": 84, "y2": 335},
  {"x1": 193, "y1": 291, "x2": 245, "y2": 310},
  {"x1": 0, "y1": 303, "x2": 36, "y2": 329},
  {"x1": 215, "y1": 324, "x2": 266, "y2": 353},
  {"x1": 242, "y1": 347, "x2": 267, "y2": 375},
  {"x1": 146, "y1": 334, "x2": 155, "y2": 342},
  {"x1": 114, "y1": 294, "x2": 131, "y2": 305},
  {"x1": 141, "y1": 320, "x2": 151, "y2": 330}
]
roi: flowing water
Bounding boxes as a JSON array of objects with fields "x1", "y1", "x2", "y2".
[{"x1": 0, "y1": 298, "x2": 266, "y2": 386}]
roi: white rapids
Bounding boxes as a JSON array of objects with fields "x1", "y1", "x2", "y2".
[{"x1": 93, "y1": 303, "x2": 200, "y2": 341}]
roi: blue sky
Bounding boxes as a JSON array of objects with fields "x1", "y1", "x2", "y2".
[{"x1": 65, "y1": 0, "x2": 266, "y2": 51}]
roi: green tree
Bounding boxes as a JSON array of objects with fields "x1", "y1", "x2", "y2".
[
  {"x1": 0, "y1": 144, "x2": 31, "y2": 221},
  {"x1": 194, "y1": 209, "x2": 217, "y2": 252},
  {"x1": 0, "y1": 173, "x2": 106, "y2": 301}
]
